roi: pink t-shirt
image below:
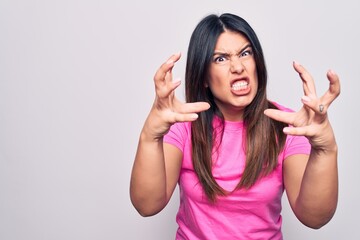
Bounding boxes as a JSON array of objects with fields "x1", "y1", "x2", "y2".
[{"x1": 164, "y1": 104, "x2": 311, "y2": 240}]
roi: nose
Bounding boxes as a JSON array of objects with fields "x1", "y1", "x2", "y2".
[{"x1": 230, "y1": 58, "x2": 244, "y2": 74}]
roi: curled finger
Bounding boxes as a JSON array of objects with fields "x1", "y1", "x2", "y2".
[
  {"x1": 293, "y1": 61, "x2": 317, "y2": 97},
  {"x1": 283, "y1": 125, "x2": 314, "y2": 137},
  {"x1": 320, "y1": 70, "x2": 341, "y2": 106},
  {"x1": 263, "y1": 109, "x2": 295, "y2": 125},
  {"x1": 153, "y1": 53, "x2": 181, "y2": 84},
  {"x1": 301, "y1": 95, "x2": 327, "y2": 115},
  {"x1": 176, "y1": 101, "x2": 211, "y2": 114},
  {"x1": 172, "y1": 113, "x2": 200, "y2": 123}
]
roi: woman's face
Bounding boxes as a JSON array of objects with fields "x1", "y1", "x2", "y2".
[{"x1": 208, "y1": 30, "x2": 258, "y2": 121}]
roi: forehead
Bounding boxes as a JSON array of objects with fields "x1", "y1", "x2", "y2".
[{"x1": 214, "y1": 31, "x2": 249, "y2": 52}]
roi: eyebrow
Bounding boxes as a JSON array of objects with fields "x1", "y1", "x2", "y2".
[{"x1": 213, "y1": 43, "x2": 252, "y2": 56}]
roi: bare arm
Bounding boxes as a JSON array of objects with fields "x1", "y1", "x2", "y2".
[
  {"x1": 131, "y1": 135, "x2": 182, "y2": 217},
  {"x1": 130, "y1": 53, "x2": 210, "y2": 216},
  {"x1": 264, "y1": 62, "x2": 340, "y2": 228},
  {"x1": 284, "y1": 144, "x2": 337, "y2": 229}
]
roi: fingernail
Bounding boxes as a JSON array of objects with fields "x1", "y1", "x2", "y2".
[
  {"x1": 283, "y1": 127, "x2": 290, "y2": 134},
  {"x1": 190, "y1": 114, "x2": 199, "y2": 120}
]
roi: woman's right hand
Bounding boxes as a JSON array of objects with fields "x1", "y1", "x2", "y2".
[{"x1": 144, "y1": 53, "x2": 210, "y2": 139}]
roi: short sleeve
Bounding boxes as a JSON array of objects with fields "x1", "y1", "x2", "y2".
[
  {"x1": 283, "y1": 135, "x2": 311, "y2": 159},
  {"x1": 163, "y1": 122, "x2": 191, "y2": 152}
]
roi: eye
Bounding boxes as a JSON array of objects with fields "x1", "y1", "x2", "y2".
[
  {"x1": 213, "y1": 55, "x2": 227, "y2": 63},
  {"x1": 240, "y1": 48, "x2": 253, "y2": 57}
]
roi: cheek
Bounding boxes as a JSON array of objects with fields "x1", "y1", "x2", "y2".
[
  {"x1": 208, "y1": 77, "x2": 222, "y2": 91},
  {"x1": 247, "y1": 64, "x2": 258, "y2": 87},
  {"x1": 254, "y1": 74, "x2": 259, "y2": 88},
  {"x1": 208, "y1": 78, "x2": 228, "y2": 96}
]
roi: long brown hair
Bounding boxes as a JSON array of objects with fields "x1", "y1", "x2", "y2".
[{"x1": 185, "y1": 13, "x2": 287, "y2": 202}]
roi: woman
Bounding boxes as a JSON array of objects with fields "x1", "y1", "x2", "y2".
[{"x1": 130, "y1": 13, "x2": 340, "y2": 239}]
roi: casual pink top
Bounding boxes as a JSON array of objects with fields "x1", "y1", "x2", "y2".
[{"x1": 164, "y1": 104, "x2": 311, "y2": 240}]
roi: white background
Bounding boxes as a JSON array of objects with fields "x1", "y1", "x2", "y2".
[{"x1": 1, "y1": 0, "x2": 359, "y2": 239}]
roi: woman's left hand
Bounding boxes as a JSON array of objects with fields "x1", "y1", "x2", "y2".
[{"x1": 264, "y1": 61, "x2": 341, "y2": 150}]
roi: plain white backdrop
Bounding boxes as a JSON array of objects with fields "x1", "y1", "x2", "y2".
[{"x1": 1, "y1": 0, "x2": 359, "y2": 239}]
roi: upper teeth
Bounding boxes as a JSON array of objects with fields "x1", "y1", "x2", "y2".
[{"x1": 232, "y1": 81, "x2": 248, "y2": 90}]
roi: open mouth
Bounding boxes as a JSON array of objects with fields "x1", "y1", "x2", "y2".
[{"x1": 231, "y1": 80, "x2": 248, "y2": 91}]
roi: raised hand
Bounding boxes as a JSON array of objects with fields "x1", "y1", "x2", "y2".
[
  {"x1": 144, "y1": 53, "x2": 210, "y2": 139},
  {"x1": 264, "y1": 61, "x2": 341, "y2": 149}
]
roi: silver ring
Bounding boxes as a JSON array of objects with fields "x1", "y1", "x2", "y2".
[{"x1": 319, "y1": 104, "x2": 324, "y2": 113}]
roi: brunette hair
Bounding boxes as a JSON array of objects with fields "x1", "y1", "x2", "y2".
[{"x1": 185, "y1": 13, "x2": 287, "y2": 202}]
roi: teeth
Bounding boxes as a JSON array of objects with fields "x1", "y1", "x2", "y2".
[{"x1": 231, "y1": 81, "x2": 248, "y2": 90}]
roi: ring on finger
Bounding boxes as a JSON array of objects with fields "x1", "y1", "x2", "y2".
[{"x1": 319, "y1": 104, "x2": 324, "y2": 113}]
